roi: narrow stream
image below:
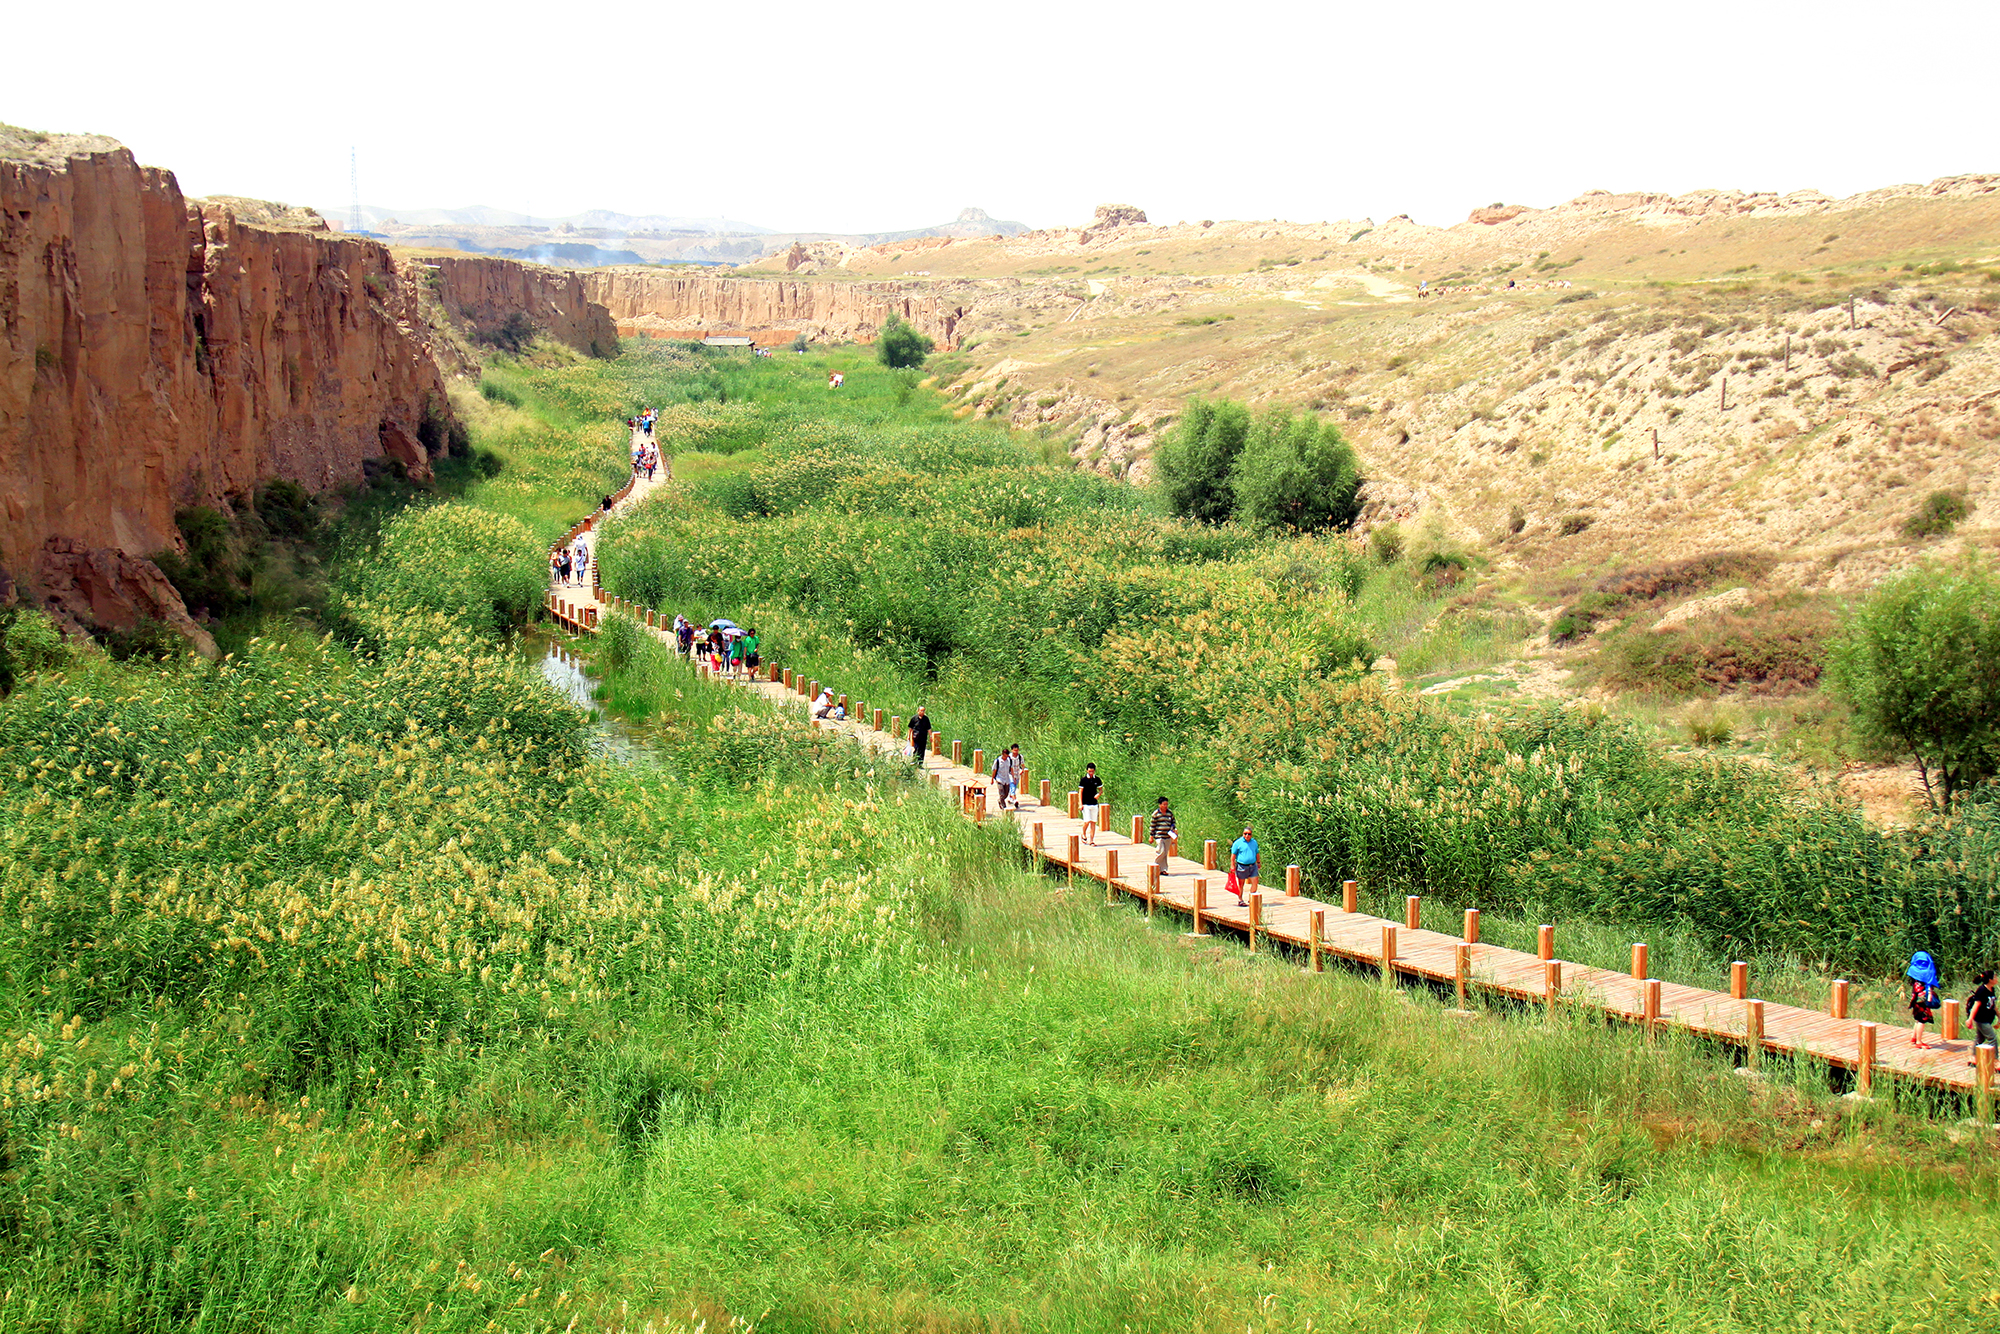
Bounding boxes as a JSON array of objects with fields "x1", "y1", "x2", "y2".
[{"x1": 527, "y1": 639, "x2": 648, "y2": 766}]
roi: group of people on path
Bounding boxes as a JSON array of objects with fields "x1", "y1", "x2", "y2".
[
  {"x1": 1907, "y1": 952, "x2": 1998, "y2": 1064},
  {"x1": 672, "y1": 614, "x2": 759, "y2": 677},
  {"x1": 550, "y1": 534, "x2": 590, "y2": 588},
  {"x1": 627, "y1": 410, "x2": 664, "y2": 480}
]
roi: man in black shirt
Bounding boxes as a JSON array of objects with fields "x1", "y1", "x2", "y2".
[
  {"x1": 1969, "y1": 969, "x2": 1998, "y2": 1060},
  {"x1": 908, "y1": 708, "x2": 932, "y2": 768},
  {"x1": 1079, "y1": 764, "x2": 1102, "y2": 846}
]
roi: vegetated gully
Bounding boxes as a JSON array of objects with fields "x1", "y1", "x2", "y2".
[{"x1": 529, "y1": 440, "x2": 1998, "y2": 1127}]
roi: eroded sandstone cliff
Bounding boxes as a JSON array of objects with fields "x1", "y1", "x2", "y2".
[
  {"x1": 414, "y1": 253, "x2": 621, "y2": 366},
  {"x1": 582, "y1": 269, "x2": 967, "y2": 347},
  {"x1": 0, "y1": 136, "x2": 457, "y2": 635}
]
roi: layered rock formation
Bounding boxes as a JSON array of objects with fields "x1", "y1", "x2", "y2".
[
  {"x1": 583, "y1": 270, "x2": 967, "y2": 347},
  {"x1": 415, "y1": 254, "x2": 621, "y2": 362},
  {"x1": 0, "y1": 133, "x2": 461, "y2": 636}
]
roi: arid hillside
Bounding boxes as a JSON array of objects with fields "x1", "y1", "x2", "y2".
[{"x1": 855, "y1": 183, "x2": 2000, "y2": 592}]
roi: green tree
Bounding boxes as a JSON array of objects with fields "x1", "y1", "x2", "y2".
[
  {"x1": 1828, "y1": 557, "x2": 2000, "y2": 808},
  {"x1": 1155, "y1": 397, "x2": 1251, "y2": 524},
  {"x1": 876, "y1": 315, "x2": 933, "y2": 370},
  {"x1": 1230, "y1": 407, "x2": 1363, "y2": 533}
]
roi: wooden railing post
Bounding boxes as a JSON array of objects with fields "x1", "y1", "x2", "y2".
[
  {"x1": 1040, "y1": 779, "x2": 1051, "y2": 807},
  {"x1": 1832, "y1": 979, "x2": 1850, "y2": 1019},
  {"x1": 931, "y1": 733, "x2": 941, "y2": 756},
  {"x1": 951, "y1": 740, "x2": 963, "y2": 767},
  {"x1": 1545, "y1": 960, "x2": 1562, "y2": 1017},
  {"x1": 783, "y1": 668, "x2": 793, "y2": 689},
  {"x1": 1068, "y1": 790, "x2": 1081, "y2": 819},
  {"x1": 1310, "y1": 908, "x2": 1325, "y2": 972},
  {"x1": 1342, "y1": 879, "x2": 1358, "y2": 913},
  {"x1": 1032, "y1": 822, "x2": 1044, "y2": 852},
  {"x1": 972, "y1": 748, "x2": 984, "y2": 778},
  {"x1": 1105, "y1": 848, "x2": 1119, "y2": 887},
  {"x1": 1537, "y1": 925, "x2": 1554, "y2": 961},
  {"x1": 1382, "y1": 924, "x2": 1398, "y2": 974},
  {"x1": 1190, "y1": 878, "x2": 1210, "y2": 937},
  {"x1": 1247, "y1": 892, "x2": 1262, "y2": 953},
  {"x1": 1631, "y1": 943, "x2": 1649, "y2": 981},
  {"x1": 1067, "y1": 833, "x2": 1080, "y2": 867},
  {"x1": 1455, "y1": 942, "x2": 1470, "y2": 1008},
  {"x1": 1286, "y1": 865, "x2": 1301, "y2": 898},
  {"x1": 1203, "y1": 839, "x2": 1217, "y2": 870},
  {"x1": 1730, "y1": 961, "x2": 1749, "y2": 1000},
  {"x1": 808, "y1": 679, "x2": 819, "y2": 701},
  {"x1": 873, "y1": 708, "x2": 884, "y2": 732},
  {"x1": 1645, "y1": 978, "x2": 1662, "y2": 1039},
  {"x1": 1463, "y1": 908, "x2": 1480, "y2": 943},
  {"x1": 1745, "y1": 1000, "x2": 1764, "y2": 1068},
  {"x1": 1129, "y1": 814, "x2": 1145, "y2": 846},
  {"x1": 1145, "y1": 862, "x2": 1160, "y2": 912},
  {"x1": 973, "y1": 788, "x2": 986, "y2": 824},
  {"x1": 1856, "y1": 1022, "x2": 1877, "y2": 1096},
  {"x1": 1979, "y1": 1045, "x2": 1996, "y2": 1126},
  {"x1": 1944, "y1": 998, "x2": 1962, "y2": 1042},
  {"x1": 1404, "y1": 895, "x2": 1420, "y2": 929}
]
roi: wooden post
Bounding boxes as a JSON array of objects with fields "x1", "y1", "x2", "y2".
[
  {"x1": 931, "y1": 733, "x2": 941, "y2": 756},
  {"x1": 1455, "y1": 942, "x2": 1470, "y2": 1008},
  {"x1": 1032, "y1": 822, "x2": 1044, "y2": 852},
  {"x1": 1247, "y1": 892, "x2": 1262, "y2": 953},
  {"x1": 873, "y1": 708, "x2": 884, "y2": 732},
  {"x1": 1537, "y1": 925, "x2": 1554, "y2": 961},
  {"x1": 1342, "y1": 880, "x2": 1358, "y2": 913},
  {"x1": 1645, "y1": 979, "x2": 1662, "y2": 1037},
  {"x1": 1745, "y1": 999, "x2": 1764, "y2": 1068},
  {"x1": 1203, "y1": 839, "x2": 1217, "y2": 870},
  {"x1": 1382, "y1": 924, "x2": 1398, "y2": 969},
  {"x1": 1287, "y1": 865, "x2": 1302, "y2": 899},
  {"x1": 1463, "y1": 908, "x2": 1480, "y2": 943},
  {"x1": 1979, "y1": 1044, "x2": 1996, "y2": 1126},
  {"x1": 951, "y1": 740, "x2": 963, "y2": 766},
  {"x1": 1310, "y1": 909, "x2": 1325, "y2": 972},
  {"x1": 1039, "y1": 779, "x2": 1051, "y2": 807},
  {"x1": 1856, "y1": 1021, "x2": 1877, "y2": 1096},
  {"x1": 1099, "y1": 801, "x2": 1110, "y2": 834},
  {"x1": 1069, "y1": 789, "x2": 1082, "y2": 820},
  {"x1": 1129, "y1": 814, "x2": 1145, "y2": 846},
  {"x1": 973, "y1": 788, "x2": 985, "y2": 824},
  {"x1": 1631, "y1": 943, "x2": 1649, "y2": 981},
  {"x1": 1545, "y1": 960, "x2": 1562, "y2": 1017},
  {"x1": 838, "y1": 694, "x2": 848, "y2": 715},
  {"x1": 1404, "y1": 895, "x2": 1420, "y2": 929},
  {"x1": 1146, "y1": 862, "x2": 1160, "y2": 911},
  {"x1": 971, "y1": 748, "x2": 984, "y2": 778},
  {"x1": 1730, "y1": 961, "x2": 1748, "y2": 1000},
  {"x1": 1168, "y1": 834, "x2": 1179, "y2": 859},
  {"x1": 1945, "y1": 998, "x2": 1964, "y2": 1042},
  {"x1": 1832, "y1": 978, "x2": 1850, "y2": 1019},
  {"x1": 1105, "y1": 848, "x2": 1119, "y2": 886},
  {"x1": 1190, "y1": 878, "x2": 1210, "y2": 937},
  {"x1": 808, "y1": 679, "x2": 819, "y2": 700}
]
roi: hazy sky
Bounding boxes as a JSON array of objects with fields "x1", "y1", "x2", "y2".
[{"x1": 9, "y1": 1, "x2": 1995, "y2": 233}]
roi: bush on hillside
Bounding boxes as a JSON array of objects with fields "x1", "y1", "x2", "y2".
[
  {"x1": 1155, "y1": 398, "x2": 1251, "y2": 525},
  {"x1": 877, "y1": 315, "x2": 934, "y2": 370},
  {"x1": 1829, "y1": 556, "x2": 2000, "y2": 807},
  {"x1": 1230, "y1": 408, "x2": 1363, "y2": 533},
  {"x1": 1903, "y1": 488, "x2": 1970, "y2": 539}
]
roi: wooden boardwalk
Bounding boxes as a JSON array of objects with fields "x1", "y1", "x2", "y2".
[{"x1": 545, "y1": 437, "x2": 2000, "y2": 1111}]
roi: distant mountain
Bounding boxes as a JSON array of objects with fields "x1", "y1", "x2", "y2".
[{"x1": 335, "y1": 204, "x2": 775, "y2": 234}]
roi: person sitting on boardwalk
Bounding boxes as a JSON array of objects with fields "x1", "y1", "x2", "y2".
[
  {"x1": 1078, "y1": 764, "x2": 1102, "y2": 846},
  {"x1": 1149, "y1": 796, "x2": 1176, "y2": 873},
  {"x1": 813, "y1": 688, "x2": 835, "y2": 720},
  {"x1": 1230, "y1": 827, "x2": 1260, "y2": 907},
  {"x1": 1908, "y1": 951, "x2": 1942, "y2": 1048},
  {"x1": 908, "y1": 707, "x2": 932, "y2": 767}
]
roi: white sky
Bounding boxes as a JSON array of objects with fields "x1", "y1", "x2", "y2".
[{"x1": 8, "y1": 0, "x2": 1995, "y2": 234}]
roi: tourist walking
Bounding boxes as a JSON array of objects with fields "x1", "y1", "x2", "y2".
[
  {"x1": 908, "y1": 707, "x2": 932, "y2": 767},
  {"x1": 1078, "y1": 764, "x2": 1102, "y2": 846},
  {"x1": 550, "y1": 551, "x2": 563, "y2": 585},
  {"x1": 1969, "y1": 969, "x2": 1997, "y2": 1062},
  {"x1": 992, "y1": 747, "x2": 1019, "y2": 811},
  {"x1": 1009, "y1": 744, "x2": 1029, "y2": 806},
  {"x1": 1909, "y1": 951, "x2": 1942, "y2": 1048},
  {"x1": 1149, "y1": 796, "x2": 1176, "y2": 873},
  {"x1": 743, "y1": 627, "x2": 760, "y2": 677},
  {"x1": 1230, "y1": 826, "x2": 1260, "y2": 906}
]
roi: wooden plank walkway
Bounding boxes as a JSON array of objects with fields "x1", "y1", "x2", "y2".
[{"x1": 544, "y1": 432, "x2": 2000, "y2": 1110}]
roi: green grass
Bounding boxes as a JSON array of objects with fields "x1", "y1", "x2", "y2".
[{"x1": 5, "y1": 337, "x2": 2000, "y2": 1332}]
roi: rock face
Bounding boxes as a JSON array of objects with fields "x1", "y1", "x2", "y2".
[
  {"x1": 0, "y1": 138, "x2": 454, "y2": 600},
  {"x1": 1468, "y1": 204, "x2": 1533, "y2": 225},
  {"x1": 414, "y1": 254, "x2": 620, "y2": 360},
  {"x1": 1091, "y1": 204, "x2": 1148, "y2": 229},
  {"x1": 37, "y1": 538, "x2": 217, "y2": 657},
  {"x1": 583, "y1": 270, "x2": 967, "y2": 347}
]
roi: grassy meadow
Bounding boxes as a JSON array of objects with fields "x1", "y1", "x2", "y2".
[{"x1": 1, "y1": 338, "x2": 1998, "y2": 1331}]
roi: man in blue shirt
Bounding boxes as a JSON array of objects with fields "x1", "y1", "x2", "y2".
[{"x1": 1229, "y1": 827, "x2": 1260, "y2": 907}]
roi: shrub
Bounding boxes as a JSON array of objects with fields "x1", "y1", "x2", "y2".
[
  {"x1": 1557, "y1": 514, "x2": 1594, "y2": 537},
  {"x1": 1369, "y1": 523, "x2": 1404, "y2": 564},
  {"x1": 1829, "y1": 556, "x2": 2000, "y2": 807},
  {"x1": 877, "y1": 315, "x2": 934, "y2": 370},
  {"x1": 0, "y1": 607, "x2": 68, "y2": 690},
  {"x1": 1508, "y1": 505, "x2": 1527, "y2": 535},
  {"x1": 1418, "y1": 550, "x2": 1469, "y2": 591},
  {"x1": 480, "y1": 377, "x2": 523, "y2": 408},
  {"x1": 1156, "y1": 397, "x2": 1251, "y2": 525},
  {"x1": 1903, "y1": 489, "x2": 1970, "y2": 539},
  {"x1": 1685, "y1": 707, "x2": 1735, "y2": 748},
  {"x1": 1230, "y1": 408, "x2": 1363, "y2": 533}
]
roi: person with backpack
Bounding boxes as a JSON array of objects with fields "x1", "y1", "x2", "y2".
[
  {"x1": 992, "y1": 746, "x2": 1019, "y2": 811},
  {"x1": 1968, "y1": 969, "x2": 1998, "y2": 1063},
  {"x1": 1078, "y1": 764, "x2": 1102, "y2": 846},
  {"x1": 907, "y1": 708, "x2": 932, "y2": 768},
  {"x1": 1908, "y1": 950, "x2": 1942, "y2": 1048},
  {"x1": 1008, "y1": 744, "x2": 1029, "y2": 807}
]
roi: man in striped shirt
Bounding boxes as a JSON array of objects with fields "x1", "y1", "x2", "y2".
[{"x1": 1150, "y1": 796, "x2": 1176, "y2": 873}]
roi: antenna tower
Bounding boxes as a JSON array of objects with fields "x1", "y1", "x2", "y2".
[{"x1": 348, "y1": 148, "x2": 363, "y2": 234}]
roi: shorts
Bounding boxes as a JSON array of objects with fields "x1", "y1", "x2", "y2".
[
  {"x1": 1235, "y1": 863, "x2": 1259, "y2": 880},
  {"x1": 746, "y1": 654, "x2": 760, "y2": 669},
  {"x1": 1081, "y1": 804, "x2": 1100, "y2": 822}
]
